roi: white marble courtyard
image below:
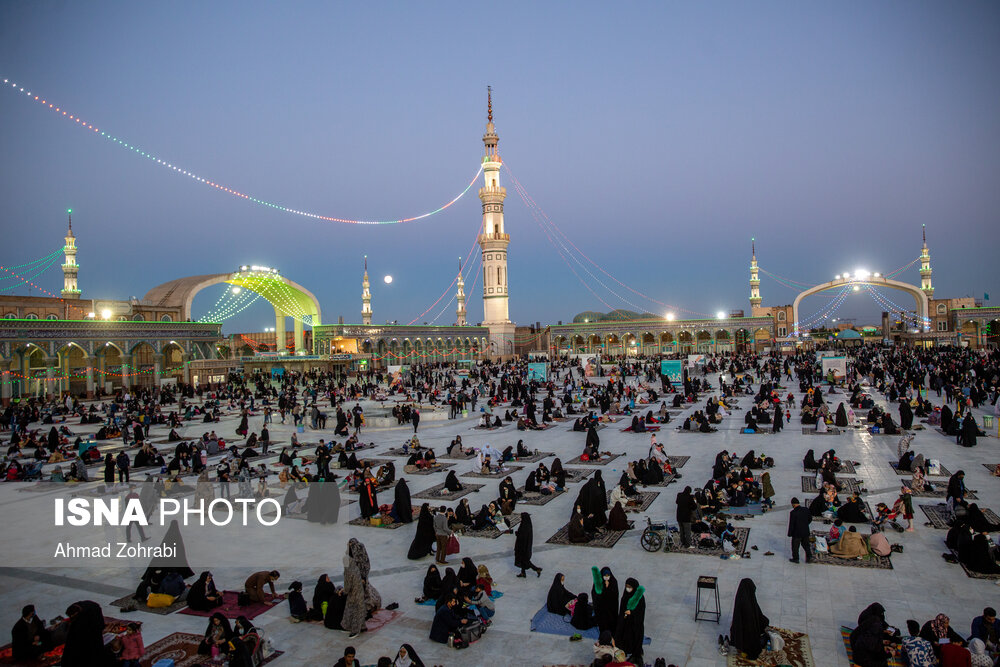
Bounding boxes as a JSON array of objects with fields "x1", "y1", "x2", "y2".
[{"x1": 2, "y1": 374, "x2": 998, "y2": 666}]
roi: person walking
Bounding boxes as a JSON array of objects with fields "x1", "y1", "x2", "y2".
[{"x1": 787, "y1": 497, "x2": 812, "y2": 563}]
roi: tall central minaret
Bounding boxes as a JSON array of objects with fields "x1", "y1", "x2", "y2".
[
  {"x1": 455, "y1": 258, "x2": 467, "y2": 326},
  {"x1": 61, "y1": 209, "x2": 81, "y2": 299},
  {"x1": 477, "y1": 87, "x2": 515, "y2": 357},
  {"x1": 919, "y1": 225, "x2": 933, "y2": 298},
  {"x1": 749, "y1": 237, "x2": 762, "y2": 314},
  {"x1": 361, "y1": 256, "x2": 372, "y2": 325}
]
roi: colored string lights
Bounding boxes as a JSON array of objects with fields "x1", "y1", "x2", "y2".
[
  {"x1": 407, "y1": 233, "x2": 482, "y2": 325},
  {"x1": 3, "y1": 76, "x2": 482, "y2": 225}
]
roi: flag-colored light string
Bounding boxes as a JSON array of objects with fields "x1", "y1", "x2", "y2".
[
  {"x1": 0, "y1": 254, "x2": 62, "y2": 293},
  {"x1": 505, "y1": 163, "x2": 709, "y2": 318},
  {"x1": 0, "y1": 248, "x2": 64, "y2": 286},
  {"x1": 406, "y1": 232, "x2": 482, "y2": 325},
  {"x1": 2, "y1": 76, "x2": 483, "y2": 226},
  {"x1": 796, "y1": 286, "x2": 851, "y2": 327},
  {"x1": 429, "y1": 252, "x2": 481, "y2": 325},
  {"x1": 0, "y1": 261, "x2": 90, "y2": 316}
]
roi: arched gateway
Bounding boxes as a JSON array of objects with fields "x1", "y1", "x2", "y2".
[{"x1": 792, "y1": 273, "x2": 929, "y2": 335}]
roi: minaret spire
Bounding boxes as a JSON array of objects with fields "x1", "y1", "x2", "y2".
[
  {"x1": 455, "y1": 257, "x2": 467, "y2": 326},
  {"x1": 361, "y1": 255, "x2": 372, "y2": 325},
  {"x1": 487, "y1": 86, "x2": 493, "y2": 123},
  {"x1": 919, "y1": 225, "x2": 933, "y2": 298},
  {"x1": 61, "y1": 208, "x2": 80, "y2": 299},
  {"x1": 749, "y1": 237, "x2": 762, "y2": 313}
]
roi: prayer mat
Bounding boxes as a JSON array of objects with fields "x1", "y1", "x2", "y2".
[
  {"x1": 642, "y1": 473, "x2": 678, "y2": 488},
  {"x1": 803, "y1": 461, "x2": 857, "y2": 474},
  {"x1": 866, "y1": 427, "x2": 907, "y2": 436},
  {"x1": 606, "y1": 490, "x2": 660, "y2": 513},
  {"x1": 808, "y1": 531, "x2": 892, "y2": 570},
  {"x1": 472, "y1": 424, "x2": 512, "y2": 431},
  {"x1": 921, "y1": 503, "x2": 1000, "y2": 529},
  {"x1": 347, "y1": 505, "x2": 420, "y2": 529},
  {"x1": 663, "y1": 526, "x2": 750, "y2": 558},
  {"x1": 983, "y1": 464, "x2": 1000, "y2": 475},
  {"x1": 953, "y1": 549, "x2": 1000, "y2": 581},
  {"x1": 178, "y1": 590, "x2": 286, "y2": 620},
  {"x1": 566, "y1": 422, "x2": 610, "y2": 432},
  {"x1": 567, "y1": 453, "x2": 623, "y2": 466},
  {"x1": 440, "y1": 452, "x2": 477, "y2": 461},
  {"x1": 557, "y1": 468, "x2": 595, "y2": 484},
  {"x1": 726, "y1": 628, "x2": 815, "y2": 667},
  {"x1": 840, "y1": 626, "x2": 905, "y2": 667},
  {"x1": 667, "y1": 455, "x2": 690, "y2": 468},
  {"x1": 621, "y1": 424, "x2": 660, "y2": 432},
  {"x1": 365, "y1": 608, "x2": 403, "y2": 634},
  {"x1": 404, "y1": 463, "x2": 455, "y2": 476},
  {"x1": 139, "y1": 631, "x2": 283, "y2": 667},
  {"x1": 0, "y1": 618, "x2": 140, "y2": 667},
  {"x1": 802, "y1": 426, "x2": 842, "y2": 435},
  {"x1": 545, "y1": 524, "x2": 629, "y2": 549},
  {"x1": 515, "y1": 451, "x2": 555, "y2": 463},
  {"x1": 673, "y1": 428, "x2": 717, "y2": 434},
  {"x1": 111, "y1": 592, "x2": 188, "y2": 615},
  {"x1": 937, "y1": 426, "x2": 992, "y2": 439},
  {"x1": 516, "y1": 488, "x2": 566, "y2": 506},
  {"x1": 890, "y1": 461, "x2": 951, "y2": 477},
  {"x1": 717, "y1": 503, "x2": 767, "y2": 520},
  {"x1": 382, "y1": 447, "x2": 426, "y2": 457},
  {"x1": 412, "y1": 482, "x2": 484, "y2": 501},
  {"x1": 528, "y1": 607, "x2": 651, "y2": 644},
  {"x1": 801, "y1": 476, "x2": 864, "y2": 495},
  {"x1": 461, "y1": 465, "x2": 524, "y2": 479},
  {"x1": 458, "y1": 513, "x2": 522, "y2": 539},
  {"x1": 740, "y1": 429, "x2": 776, "y2": 435},
  {"x1": 901, "y1": 479, "x2": 976, "y2": 499}
]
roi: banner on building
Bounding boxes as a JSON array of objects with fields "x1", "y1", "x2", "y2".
[
  {"x1": 527, "y1": 362, "x2": 548, "y2": 382},
  {"x1": 821, "y1": 356, "x2": 848, "y2": 381},
  {"x1": 660, "y1": 359, "x2": 683, "y2": 386}
]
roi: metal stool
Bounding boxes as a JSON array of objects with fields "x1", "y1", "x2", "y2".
[{"x1": 694, "y1": 575, "x2": 720, "y2": 623}]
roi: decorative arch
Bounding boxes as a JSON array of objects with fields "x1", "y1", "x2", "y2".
[{"x1": 793, "y1": 276, "x2": 928, "y2": 334}]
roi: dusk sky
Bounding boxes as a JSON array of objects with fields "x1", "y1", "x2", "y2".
[{"x1": 2, "y1": 2, "x2": 998, "y2": 333}]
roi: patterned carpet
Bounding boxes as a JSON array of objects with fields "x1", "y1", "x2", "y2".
[
  {"x1": 891, "y1": 461, "x2": 952, "y2": 477},
  {"x1": 606, "y1": 490, "x2": 660, "y2": 513},
  {"x1": 545, "y1": 523, "x2": 629, "y2": 548},
  {"x1": 139, "y1": 631, "x2": 283, "y2": 667},
  {"x1": 801, "y1": 476, "x2": 863, "y2": 495},
  {"x1": 801, "y1": 460, "x2": 857, "y2": 475},
  {"x1": 560, "y1": 468, "x2": 595, "y2": 483},
  {"x1": 921, "y1": 503, "x2": 1000, "y2": 529},
  {"x1": 412, "y1": 482, "x2": 484, "y2": 501},
  {"x1": 840, "y1": 626, "x2": 905, "y2": 667},
  {"x1": 901, "y1": 479, "x2": 976, "y2": 499},
  {"x1": 667, "y1": 455, "x2": 690, "y2": 468},
  {"x1": 516, "y1": 451, "x2": 556, "y2": 463},
  {"x1": 663, "y1": 526, "x2": 751, "y2": 558},
  {"x1": 726, "y1": 627, "x2": 815, "y2": 667},
  {"x1": 566, "y1": 422, "x2": 610, "y2": 432},
  {"x1": 177, "y1": 590, "x2": 285, "y2": 620},
  {"x1": 567, "y1": 453, "x2": 622, "y2": 466},
  {"x1": 984, "y1": 463, "x2": 999, "y2": 475},
  {"x1": 440, "y1": 450, "x2": 478, "y2": 460},
  {"x1": 404, "y1": 464, "x2": 454, "y2": 476},
  {"x1": 802, "y1": 426, "x2": 842, "y2": 435},
  {"x1": 458, "y1": 513, "x2": 521, "y2": 539},
  {"x1": 461, "y1": 465, "x2": 524, "y2": 479},
  {"x1": 808, "y1": 531, "x2": 893, "y2": 570},
  {"x1": 516, "y1": 488, "x2": 566, "y2": 506}
]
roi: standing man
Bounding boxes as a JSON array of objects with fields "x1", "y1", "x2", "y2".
[
  {"x1": 675, "y1": 486, "x2": 695, "y2": 549},
  {"x1": 787, "y1": 497, "x2": 812, "y2": 563},
  {"x1": 433, "y1": 506, "x2": 452, "y2": 565},
  {"x1": 115, "y1": 450, "x2": 130, "y2": 485}
]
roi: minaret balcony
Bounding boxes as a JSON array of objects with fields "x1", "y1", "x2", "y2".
[{"x1": 479, "y1": 232, "x2": 510, "y2": 243}]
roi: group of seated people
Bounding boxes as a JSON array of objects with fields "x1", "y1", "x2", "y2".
[
  {"x1": 680, "y1": 411, "x2": 717, "y2": 432},
  {"x1": 850, "y1": 602, "x2": 1000, "y2": 667},
  {"x1": 412, "y1": 558, "x2": 496, "y2": 648},
  {"x1": 947, "y1": 506, "x2": 1000, "y2": 575}
]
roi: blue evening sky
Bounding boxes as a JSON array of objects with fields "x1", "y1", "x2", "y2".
[{"x1": 1, "y1": 2, "x2": 998, "y2": 332}]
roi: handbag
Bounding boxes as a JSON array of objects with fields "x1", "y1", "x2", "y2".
[
  {"x1": 446, "y1": 535, "x2": 461, "y2": 555},
  {"x1": 458, "y1": 619, "x2": 485, "y2": 644}
]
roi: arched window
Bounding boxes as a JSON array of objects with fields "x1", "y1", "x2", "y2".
[
  {"x1": 160, "y1": 314, "x2": 172, "y2": 322},
  {"x1": 3, "y1": 313, "x2": 15, "y2": 319},
  {"x1": 776, "y1": 311, "x2": 786, "y2": 322},
  {"x1": 133, "y1": 314, "x2": 145, "y2": 322},
  {"x1": 46, "y1": 314, "x2": 59, "y2": 320},
  {"x1": 936, "y1": 304, "x2": 947, "y2": 315},
  {"x1": 118, "y1": 316, "x2": 128, "y2": 321},
  {"x1": 24, "y1": 313, "x2": 38, "y2": 320}
]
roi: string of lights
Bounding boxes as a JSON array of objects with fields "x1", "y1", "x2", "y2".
[
  {"x1": 429, "y1": 252, "x2": 481, "y2": 325},
  {"x1": 406, "y1": 233, "x2": 482, "y2": 325},
  {"x1": 3, "y1": 76, "x2": 483, "y2": 226},
  {"x1": 885, "y1": 257, "x2": 920, "y2": 279},
  {"x1": 505, "y1": 163, "x2": 710, "y2": 318},
  {"x1": 794, "y1": 285, "x2": 853, "y2": 331},
  {"x1": 0, "y1": 254, "x2": 62, "y2": 293}
]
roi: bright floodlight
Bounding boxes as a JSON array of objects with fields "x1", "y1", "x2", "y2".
[
  {"x1": 873, "y1": 272, "x2": 880, "y2": 277},
  {"x1": 100, "y1": 309, "x2": 112, "y2": 320},
  {"x1": 231, "y1": 286, "x2": 241, "y2": 294},
  {"x1": 835, "y1": 274, "x2": 841, "y2": 280},
  {"x1": 665, "y1": 313, "x2": 675, "y2": 322},
  {"x1": 716, "y1": 311, "x2": 726, "y2": 320},
  {"x1": 854, "y1": 269, "x2": 870, "y2": 280},
  {"x1": 853, "y1": 285, "x2": 860, "y2": 292},
  {"x1": 383, "y1": 275, "x2": 393, "y2": 284},
  {"x1": 87, "y1": 312, "x2": 95, "y2": 318}
]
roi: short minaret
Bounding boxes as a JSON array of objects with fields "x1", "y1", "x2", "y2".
[
  {"x1": 361, "y1": 256, "x2": 372, "y2": 325},
  {"x1": 749, "y1": 237, "x2": 762, "y2": 314},
  {"x1": 455, "y1": 258, "x2": 467, "y2": 326},
  {"x1": 61, "y1": 209, "x2": 81, "y2": 299},
  {"x1": 919, "y1": 225, "x2": 933, "y2": 298},
  {"x1": 478, "y1": 87, "x2": 516, "y2": 357}
]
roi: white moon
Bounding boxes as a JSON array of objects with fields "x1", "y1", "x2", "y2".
[{"x1": 383, "y1": 275, "x2": 393, "y2": 284}]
